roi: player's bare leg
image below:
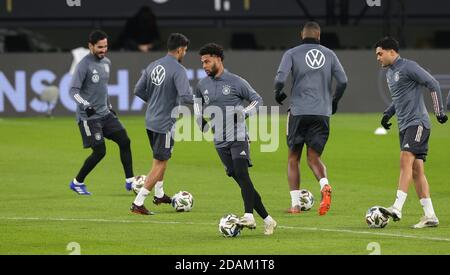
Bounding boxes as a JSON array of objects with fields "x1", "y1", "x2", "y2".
[
  {"x1": 380, "y1": 151, "x2": 415, "y2": 221},
  {"x1": 412, "y1": 159, "x2": 429, "y2": 198},
  {"x1": 287, "y1": 147, "x2": 302, "y2": 213},
  {"x1": 306, "y1": 147, "x2": 331, "y2": 215},
  {"x1": 131, "y1": 159, "x2": 167, "y2": 215},
  {"x1": 411, "y1": 159, "x2": 438, "y2": 228}
]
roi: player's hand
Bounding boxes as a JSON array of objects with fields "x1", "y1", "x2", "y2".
[
  {"x1": 234, "y1": 109, "x2": 248, "y2": 124},
  {"x1": 436, "y1": 113, "x2": 448, "y2": 124},
  {"x1": 109, "y1": 108, "x2": 117, "y2": 116},
  {"x1": 381, "y1": 115, "x2": 392, "y2": 130},
  {"x1": 85, "y1": 106, "x2": 96, "y2": 117},
  {"x1": 275, "y1": 90, "x2": 287, "y2": 105},
  {"x1": 332, "y1": 100, "x2": 338, "y2": 115},
  {"x1": 196, "y1": 117, "x2": 209, "y2": 133}
]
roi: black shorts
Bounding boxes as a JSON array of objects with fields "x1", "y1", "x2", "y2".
[
  {"x1": 287, "y1": 113, "x2": 330, "y2": 154},
  {"x1": 147, "y1": 129, "x2": 174, "y2": 161},
  {"x1": 216, "y1": 140, "x2": 252, "y2": 177},
  {"x1": 78, "y1": 113, "x2": 125, "y2": 148},
  {"x1": 399, "y1": 124, "x2": 430, "y2": 161}
]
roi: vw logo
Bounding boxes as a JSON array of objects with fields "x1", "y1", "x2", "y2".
[
  {"x1": 305, "y1": 49, "x2": 326, "y2": 69},
  {"x1": 151, "y1": 65, "x2": 166, "y2": 86}
]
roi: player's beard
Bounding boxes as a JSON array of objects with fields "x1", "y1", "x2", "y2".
[
  {"x1": 206, "y1": 64, "x2": 218, "y2": 77},
  {"x1": 94, "y1": 51, "x2": 106, "y2": 60}
]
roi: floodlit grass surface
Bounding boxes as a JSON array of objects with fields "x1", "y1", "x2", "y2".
[{"x1": 0, "y1": 114, "x2": 449, "y2": 255}]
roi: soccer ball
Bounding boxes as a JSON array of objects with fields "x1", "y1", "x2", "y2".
[
  {"x1": 298, "y1": 189, "x2": 314, "y2": 211},
  {"x1": 131, "y1": 175, "x2": 146, "y2": 195},
  {"x1": 171, "y1": 191, "x2": 194, "y2": 212},
  {"x1": 219, "y1": 214, "x2": 243, "y2": 238},
  {"x1": 365, "y1": 206, "x2": 390, "y2": 228}
]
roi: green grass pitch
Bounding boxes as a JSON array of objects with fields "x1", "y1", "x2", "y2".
[{"x1": 0, "y1": 114, "x2": 449, "y2": 255}]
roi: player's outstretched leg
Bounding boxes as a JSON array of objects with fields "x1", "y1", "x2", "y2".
[
  {"x1": 131, "y1": 159, "x2": 166, "y2": 215},
  {"x1": 70, "y1": 143, "x2": 106, "y2": 195},
  {"x1": 411, "y1": 159, "x2": 439, "y2": 229},
  {"x1": 232, "y1": 159, "x2": 257, "y2": 229},
  {"x1": 253, "y1": 190, "x2": 277, "y2": 235},
  {"x1": 108, "y1": 130, "x2": 135, "y2": 191}
]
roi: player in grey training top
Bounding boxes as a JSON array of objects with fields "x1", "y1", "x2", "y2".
[
  {"x1": 194, "y1": 68, "x2": 262, "y2": 149},
  {"x1": 274, "y1": 22, "x2": 347, "y2": 216},
  {"x1": 69, "y1": 30, "x2": 135, "y2": 195},
  {"x1": 375, "y1": 37, "x2": 448, "y2": 229},
  {"x1": 194, "y1": 43, "x2": 277, "y2": 235},
  {"x1": 131, "y1": 33, "x2": 193, "y2": 215}
]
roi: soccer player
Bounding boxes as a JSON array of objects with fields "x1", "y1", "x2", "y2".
[
  {"x1": 194, "y1": 43, "x2": 277, "y2": 235},
  {"x1": 274, "y1": 22, "x2": 347, "y2": 215},
  {"x1": 374, "y1": 37, "x2": 448, "y2": 228},
  {"x1": 131, "y1": 33, "x2": 193, "y2": 215},
  {"x1": 69, "y1": 30, "x2": 135, "y2": 195}
]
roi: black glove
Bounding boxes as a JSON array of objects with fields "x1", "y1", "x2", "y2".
[
  {"x1": 381, "y1": 115, "x2": 392, "y2": 130},
  {"x1": 275, "y1": 90, "x2": 287, "y2": 105},
  {"x1": 196, "y1": 117, "x2": 209, "y2": 133},
  {"x1": 85, "y1": 106, "x2": 96, "y2": 117},
  {"x1": 332, "y1": 100, "x2": 338, "y2": 115},
  {"x1": 109, "y1": 108, "x2": 117, "y2": 116},
  {"x1": 234, "y1": 110, "x2": 248, "y2": 124},
  {"x1": 437, "y1": 113, "x2": 448, "y2": 124}
]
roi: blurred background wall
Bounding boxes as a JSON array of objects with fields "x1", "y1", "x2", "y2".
[{"x1": 1, "y1": 0, "x2": 450, "y2": 116}]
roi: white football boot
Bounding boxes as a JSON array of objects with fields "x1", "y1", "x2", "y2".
[
  {"x1": 237, "y1": 216, "x2": 256, "y2": 229},
  {"x1": 379, "y1": 206, "x2": 402, "y2": 221},
  {"x1": 264, "y1": 219, "x2": 277, "y2": 235},
  {"x1": 412, "y1": 215, "x2": 439, "y2": 229}
]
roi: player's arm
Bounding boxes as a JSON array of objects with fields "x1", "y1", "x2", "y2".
[
  {"x1": 331, "y1": 52, "x2": 348, "y2": 114},
  {"x1": 106, "y1": 61, "x2": 116, "y2": 115},
  {"x1": 175, "y1": 68, "x2": 194, "y2": 105},
  {"x1": 407, "y1": 61, "x2": 447, "y2": 123},
  {"x1": 381, "y1": 102, "x2": 396, "y2": 130},
  {"x1": 106, "y1": 97, "x2": 117, "y2": 116},
  {"x1": 239, "y1": 78, "x2": 263, "y2": 119},
  {"x1": 134, "y1": 69, "x2": 151, "y2": 103},
  {"x1": 193, "y1": 86, "x2": 209, "y2": 132},
  {"x1": 273, "y1": 51, "x2": 292, "y2": 105},
  {"x1": 69, "y1": 61, "x2": 95, "y2": 117}
]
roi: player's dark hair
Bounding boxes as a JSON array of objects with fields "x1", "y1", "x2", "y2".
[
  {"x1": 199, "y1": 43, "x2": 224, "y2": 61},
  {"x1": 89, "y1": 30, "x2": 108, "y2": 45},
  {"x1": 303, "y1": 21, "x2": 321, "y2": 33},
  {"x1": 167, "y1": 33, "x2": 190, "y2": 51},
  {"x1": 374, "y1": 37, "x2": 400, "y2": 53}
]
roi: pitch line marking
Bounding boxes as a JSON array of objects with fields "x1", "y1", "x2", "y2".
[{"x1": 1, "y1": 216, "x2": 450, "y2": 243}]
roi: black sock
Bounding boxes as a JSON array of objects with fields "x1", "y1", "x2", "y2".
[
  {"x1": 76, "y1": 143, "x2": 106, "y2": 183},
  {"x1": 232, "y1": 158, "x2": 256, "y2": 214},
  {"x1": 109, "y1": 130, "x2": 134, "y2": 179},
  {"x1": 253, "y1": 191, "x2": 269, "y2": 219}
]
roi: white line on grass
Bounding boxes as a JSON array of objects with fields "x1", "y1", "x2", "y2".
[{"x1": 1, "y1": 216, "x2": 449, "y2": 243}]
